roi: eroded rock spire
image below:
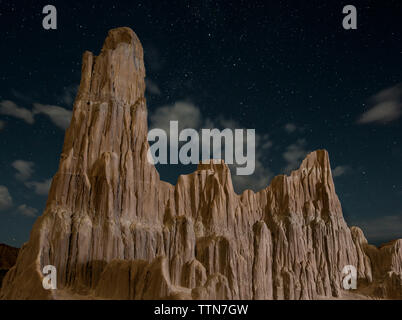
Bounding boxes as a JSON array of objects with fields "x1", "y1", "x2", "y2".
[{"x1": 1, "y1": 28, "x2": 400, "y2": 300}]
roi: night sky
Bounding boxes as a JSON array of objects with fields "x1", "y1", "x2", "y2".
[{"x1": 0, "y1": 0, "x2": 401, "y2": 247}]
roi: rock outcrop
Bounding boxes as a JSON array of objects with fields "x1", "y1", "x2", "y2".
[
  {"x1": 0, "y1": 244, "x2": 19, "y2": 287},
  {"x1": 351, "y1": 228, "x2": 402, "y2": 299},
  {"x1": 1, "y1": 27, "x2": 401, "y2": 300}
]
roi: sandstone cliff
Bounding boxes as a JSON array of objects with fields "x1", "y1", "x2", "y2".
[{"x1": 1, "y1": 27, "x2": 400, "y2": 300}]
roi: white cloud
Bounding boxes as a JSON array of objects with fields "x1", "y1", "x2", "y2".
[
  {"x1": 351, "y1": 215, "x2": 402, "y2": 243},
  {"x1": 332, "y1": 165, "x2": 351, "y2": 177},
  {"x1": 259, "y1": 134, "x2": 273, "y2": 151},
  {"x1": 0, "y1": 99, "x2": 72, "y2": 130},
  {"x1": 17, "y1": 204, "x2": 38, "y2": 217},
  {"x1": 149, "y1": 101, "x2": 273, "y2": 192},
  {"x1": 0, "y1": 185, "x2": 13, "y2": 211},
  {"x1": 145, "y1": 79, "x2": 161, "y2": 95},
  {"x1": 283, "y1": 139, "x2": 309, "y2": 173},
  {"x1": 284, "y1": 123, "x2": 297, "y2": 133},
  {"x1": 33, "y1": 103, "x2": 72, "y2": 130},
  {"x1": 150, "y1": 101, "x2": 202, "y2": 134},
  {"x1": 25, "y1": 179, "x2": 52, "y2": 196},
  {"x1": 358, "y1": 102, "x2": 401, "y2": 124},
  {"x1": 12, "y1": 160, "x2": 35, "y2": 181},
  {"x1": 227, "y1": 125, "x2": 272, "y2": 193},
  {"x1": 0, "y1": 100, "x2": 34, "y2": 124},
  {"x1": 231, "y1": 157, "x2": 272, "y2": 193},
  {"x1": 0, "y1": 120, "x2": 5, "y2": 130},
  {"x1": 357, "y1": 83, "x2": 402, "y2": 124}
]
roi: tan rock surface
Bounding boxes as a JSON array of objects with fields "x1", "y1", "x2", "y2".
[{"x1": 1, "y1": 27, "x2": 401, "y2": 300}]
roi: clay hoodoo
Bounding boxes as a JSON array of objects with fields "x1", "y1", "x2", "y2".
[{"x1": 1, "y1": 27, "x2": 400, "y2": 300}]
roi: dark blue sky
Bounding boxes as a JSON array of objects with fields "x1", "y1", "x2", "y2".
[{"x1": 0, "y1": 0, "x2": 401, "y2": 247}]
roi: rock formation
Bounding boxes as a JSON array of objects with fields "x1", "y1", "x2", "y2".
[
  {"x1": 0, "y1": 244, "x2": 19, "y2": 287},
  {"x1": 1, "y1": 27, "x2": 401, "y2": 300}
]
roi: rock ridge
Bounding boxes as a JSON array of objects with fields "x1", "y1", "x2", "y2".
[{"x1": 1, "y1": 27, "x2": 400, "y2": 300}]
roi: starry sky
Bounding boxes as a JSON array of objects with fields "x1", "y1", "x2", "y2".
[{"x1": 0, "y1": 0, "x2": 401, "y2": 247}]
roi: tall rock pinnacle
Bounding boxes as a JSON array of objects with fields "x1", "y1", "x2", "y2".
[
  {"x1": 77, "y1": 27, "x2": 145, "y2": 105},
  {"x1": 1, "y1": 27, "x2": 401, "y2": 300}
]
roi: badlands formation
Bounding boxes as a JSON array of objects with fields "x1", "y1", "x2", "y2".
[
  {"x1": 1, "y1": 27, "x2": 401, "y2": 300},
  {"x1": 0, "y1": 244, "x2": 19, "y2": 287}
]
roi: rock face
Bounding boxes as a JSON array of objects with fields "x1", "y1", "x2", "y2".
[
  {"x1": 1, "y1": 27, "x2": 401, "y2": 300},
  {"x1": 0, "y1": 244, "x2": 19, "y2": 287},
  {"x1": 351, "y1": 229, "x2": 402, "y2": 299}
]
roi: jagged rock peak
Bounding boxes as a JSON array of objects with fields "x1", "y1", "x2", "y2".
[
  {"x1": 102, "y1": 27, "x2": 143, "y2": 51},
  {"x1": 289, "y1": 149, "x2": 335, "y2": 194},
  {"x1": 298, "y1": 149, "x2": 330, "y2": 171},
  {"x1": 269, "y1": 149, "x2": 333, "y2": 184},
  {"x1": 77, "y1": 27, "x2": 145, "y2": 105}
]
